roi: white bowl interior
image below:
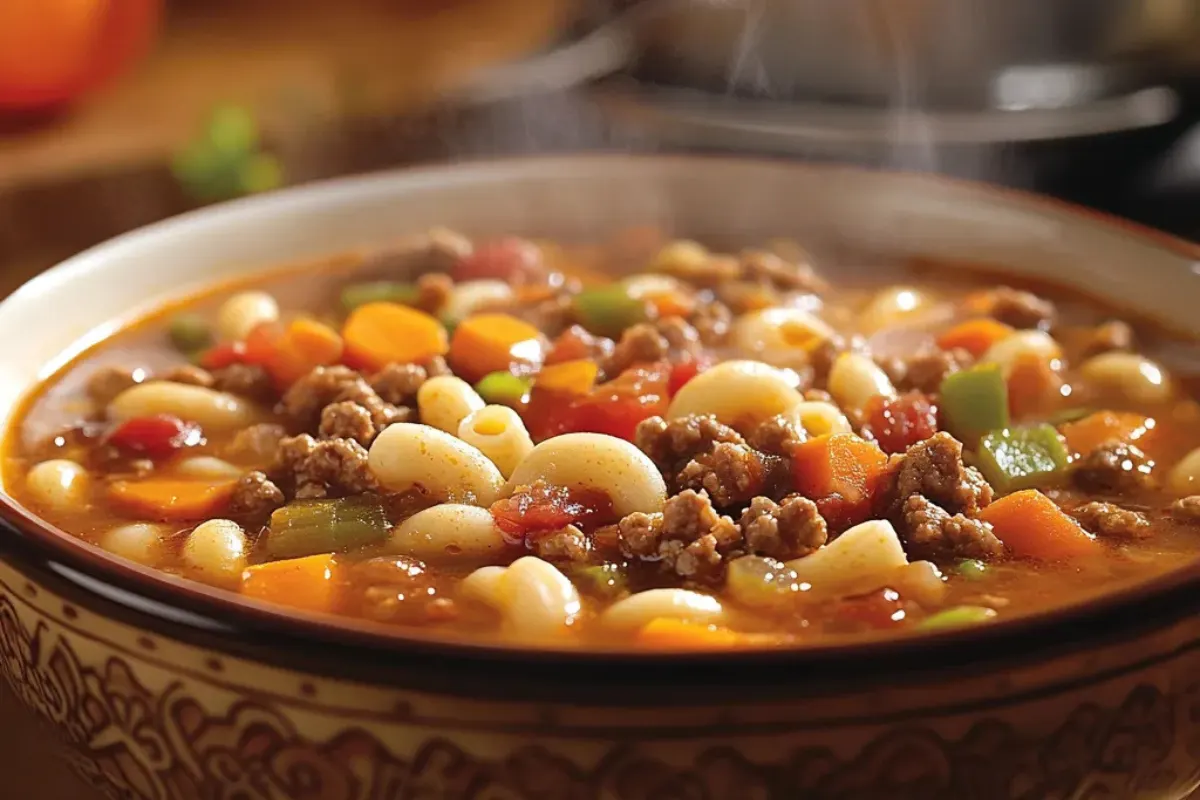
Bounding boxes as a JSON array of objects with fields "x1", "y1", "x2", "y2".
[{"x1": 0, "y1": 155, "x2": 1196, "y2": 483}]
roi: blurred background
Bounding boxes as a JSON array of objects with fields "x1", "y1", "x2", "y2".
[{"x1": 1, "y1": 1, "x2": 1199, "y2": 797}]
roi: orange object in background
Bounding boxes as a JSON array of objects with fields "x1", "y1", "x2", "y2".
[{"x1": 0, "y1": 0, "x2": 161, "y2": 111}]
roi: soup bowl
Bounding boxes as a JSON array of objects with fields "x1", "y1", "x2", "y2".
[{"x1": 0, "y1": 156, "x2": 1198, "y2": 800}]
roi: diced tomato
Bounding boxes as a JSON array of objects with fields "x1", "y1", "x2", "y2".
[
  {"x1": 861, "y1": 391, "x2": 939, "y2": 454},
  {"x1": 832, "y1": 589, "x2": 910, "y2": 630},
  {"x1": 199, "y1": 341, "x2": 244, "y2": 370},
  {"x1": 523, "y1": 363, "x2": 670, "y2": 442},
  {"x1": 107, "y1": 415, "x2": 203, "y2": 459},
  {"x1": 668, "y1": 354, "x2": 716, "y2": 396},
  {"x1": 198, "y1": 322, "x2": 281, "y2": 370},
  {"x1": 490, "y1": 483, "x2": 615, "y2": 543},
  {"x1": 453, "y1": 237, "x2": 542, "y2": 282},
  {"x1": 546, "y1": 325, "x2": 612, "y2": 365}
]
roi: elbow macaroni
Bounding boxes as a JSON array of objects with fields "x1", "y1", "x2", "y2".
[
  {"x1": 733, "y1": 308, "x2": 835, "y2": 366},
  {"x1": 458, "y1": 405, "x2": 534, "y2": 478},
  {"x1": 387, "y1": 504, "x2": 510, "y2": 564},
  {"x1": 442, "y1": 280, "x2": 514, "y2": 323},
  {"x1": 108, "y1": 382, "x2": 257, "y2": 431},
  {"x1": 601, "y1": 588, "x2": 726, "y2": 631},
  {"x1": 368, "y1": 422, "x2": 504, "y2": 505},
  {"x1": 461, "y1": 556, "x2": 581, "y2": 640},
  {"x1": 666, "y1": 360, "x2": 804, "y2": 430},
  {"x1": 828, "y1": 352, "x2": 897, "y2": 411},
  {"x1": 504, "y1": 432, "x2": 666, "y2": 516},
  {"x1": 1079, "y1": 352, "x2": 1172, "y2": 405},
  {"x1": 418, "y1": 376, "x2": 485, "y2": 434},
  {"x1": 783, "y1": 401, "x2": 853, "y2": 437},
  {"x1": 785, "y1": 519, "x2": 908, "y2": 595}
]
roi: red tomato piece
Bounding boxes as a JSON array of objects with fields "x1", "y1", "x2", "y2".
[
  {"x1": 107, "y1": 415, "x2": 203, "y2": 459},
  {"x1": 197, "y1": 322, "x2": 280, "y2": 370},
  {"x1": 490, "y1": 483, "x2": 615, "y2": 544},
  {"x1": 668, "y1": 354, "x2": 716, "y2": 396},
  {"x1": 522, "y1": 363, "x2": 670, "y2": 442},
  {"x1": 861, "y1": 391, "x2": 939, "y2": 454},
  {"x1": 546, "y1": 325, "x2": 612, "y2": 365},
  {"x1": 452, "y1": 237, "x2": 542, "y2": 283},
  {"x1": 199, "y1": 342, "x2": 244, "y2": 370}
]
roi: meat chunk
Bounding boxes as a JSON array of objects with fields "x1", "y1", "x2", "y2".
[
  {"x1": 369, "y1": 363, "x2": 428, "y2": 406},
  {"x1": 747, "y1": 414, "x2": 807, "y2": 458},
  {"x1": 676, "y1": 442, "x2": 765, "y2": 507},
  {"x1": 740, "y1": 249, "x2": 828, "y2": 294},
  {"x1": 601, "y1": 323, "x2": 667, "y2": 377},
  {"x1": 635, "y1": 415, "x2": 745, "y2": 472},
  {"x1": 335, "y1": 382, "x2": 410, "y2": 429},
  {"x1": 889, "y1": 347, "x2": 975, "y2": 395},
  {"x1": 212, "y1": 364, "x2": 275, "y2": 401},
  {"x1": 530, "y1": 525, "x2": 591, "y2": 563},
  {"x1": 892, "y1": 432, "x2": 994, "y2": 516},
  {"x1": 275, "y1": 434, "x2": 377, "y2": 499},
  {"x1": 900, "y1": 494, "x2": 1006, "y2": 560},
  {"x1": 1081, "y1": 321, "x2": 1133, "y2": 358},
  {"x1": 279, "y1": 365, "x2": 364, "y2": 428},
  {"x1": 161, "y1": 364, "x2": 215, "y2": 388},
  {"x1": 618, "y1": 490, "x2": 741, "y2": 579},
  {"x1": 1072, "y1": 440, "x2": 1153, "y2": 493},
  {"x1": 423, "y1": 355, "x2": 452, "y2": 378},
  {"x1": 229, "y1": 471, "x2": 285, "y2": 517},
  {"x1": 979, "y1": 287, "x2": 1057, "y2": 330},
  {"x1": 319, "y1": 401, "x2": 378, "y2": 446},
  {"x1": 739, "y1": 494, "x2": 827, "y2": 560},
  {"x1": 229, "y1": 423, "x2": 287, "y2": 465},
  {"x1": 86, "y1": 366, "x2": 142, "y2": 406},
  {"x1": 357, "y1": 228, "x2": 472, "y2": 280},
  {"x1": 414, "y1": 272, "x2": 453, "y2": 315},
  {"x1": 1072, "y1": 501, "x2": 1151, "y2": 540},
  {"x1": 689, "y1": 300, "x2": 732, "y2": 347},
  {"x1": 351, "y1": 555, "x2": 459, "y2": 625},
  {"x1": 1169, "y1": 496, "x2": 1200, "y2": 522}
]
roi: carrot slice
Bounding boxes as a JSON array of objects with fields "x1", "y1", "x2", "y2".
[
  {"x1": 535, "y1": 359, "x2": 599, "y2": 396},
  {"x1": 977, "y1": 489, "x2": 1097, "y2": 560},
  {"x1": 645, "y1": 290, "x2": 696, "y2": 319},
  {"x1": 937, "y1": 318, "x2": 1015, "y2": 358},
  {"x1": 108, "y1": 479, "x2": 234, "y2": 521},
  {"x1": 241, "y1": 553, "x2": 338, "y2": 615},
  {"x1": 448, "y1": 313, "x2": 543, "y2": 383},
  {"x1": 791, "y1": 433, "x2": 889, "y2": 528},
  {"x1": 342, "y1": 302, "x2": 448, "y2": 371},
  {"x1": 1059, "y1": 410, "x2": 1154, "y2": 458},
  {"x1": 266, "y1": 317, "x2": 344, "y2": 387}
]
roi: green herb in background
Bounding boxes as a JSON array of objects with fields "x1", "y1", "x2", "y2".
[{"x1": 172, "y1": 104, "x2": 284, "y2": 202}]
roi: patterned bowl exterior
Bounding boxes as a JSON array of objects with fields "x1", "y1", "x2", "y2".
[{"x1": 2, "y1": 549, "x2": 1198, "y2": 800}]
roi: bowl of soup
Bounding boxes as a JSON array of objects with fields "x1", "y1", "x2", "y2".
[{"x1": 0, "y1": 156, "x2": 1197, "y2": 800}]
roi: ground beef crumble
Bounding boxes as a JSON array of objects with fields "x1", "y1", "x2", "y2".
[
  {"x1": 739, "y1": 494, "x2": 827, "y2": 560},
  {"x1": 1072, "y1": 501, "x2": 1151, "y2": 540},
  {"x1": 884, "y1": 347, "x2": 975, "y2": 395},
  {"x1": 635, "y1": 415, "x2": 745, "y2": 473},
  {"x1": 617, "y1": 490, "x2": 741, "y2": 579},
  {"x1": 979, "y1": 287, "x2": 1057, "y2": 330},
  {"x1": 318, "y1": 401, "x2": 378, "y2": 446},
  {"x1": 414, "y1": 272, "x2": 453, "y2": 314},
  {"x1": 676, "y1": 442, "x2": 766, "y2": 508},
  {"x1": 529, "y1": 525, "x2": 591, "y2": 563},
  {"x1": 900, "y1": 495, "x2": 1006, "y2": 560},
  {"x1": 86, "y1": 366, "x2": 141, "y2": 406},
  {"x1": 601, "y1": 318, "x2": 703, "y2": 377},
  {"x1": 747, "y1": 414, "x2": 807, "y2": 458},
  {"x1": 890, "y1": 432, "x2": 994, "y2": 516},
  {"x1": 229, "y1": 423, "x2": 288, "y2": 465},
  {"x1": 274, "y1": 434, "x2": 377, "y2": 499},
  {"x1": 229, "y1": 470, "x2": 285, "y2": 517},
  {"x1": 1081, "y1": 321, "x2": 1133, "y2": 358},
  {"x1": 212, "y1": 363, "x2": 275, "y2": 401},
  {"x1": 1072, "y1": 440, "x2": 1153, "y2": 493},
  {"x1": 369, "y1": 363, "x2": 428, "y2": 406},
  {"x1": 279, "y1": 365, "x2": 364, "y2": 428},
  {"x1": 741, "y1": 249, "x2": 829, "y2": 294},
  {"x1": 161, "y1": 364, "x2": 215, "y2": 388},
  {"x1": 689, "y1": 300, "x2": 733, "y2": 347}
]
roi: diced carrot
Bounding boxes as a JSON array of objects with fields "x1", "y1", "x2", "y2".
[
  {"x1": 791, "y1": 433, "x2": 889, "y2": 529},
  {"x1": 637, "y1": 619, "x2": 747, "y2": 649},
  {"x1": 108, "y1": 479, "x2": 234, "y2": 521},
  {"x1": 1007, "y1": 352, "x2": 1064, "y2": 419},
  {"x1": 644, "y1": 290, "x2": 695, "y2": 319},
  {"x1": 514, "y1": 285, "x2": 556, "y2": 305},
  {"x1": 1059, "y1": 411, "x2": 1154, "y2": 458},
  {"x1": 535, "y1": 359, "x2": 599, "y2": 396},
  {"x1": 265, "y1": 317, "x2": 344, "y2": 387},
  {"x1": 937, "y1": 318, "x2": 1015, "y2": 358},
  {"x1": 342, "y1": 302, "x2": 448, "y2": 372},
  {"x1": 241, "y1": 553, "x2": 338, "y2": 615},
  {"x1": 977, "y1": 489, "x2": 1097, "y2": 560},
  {"x1": 448, "y1": 313, "x2": 543, "y2": 383}
]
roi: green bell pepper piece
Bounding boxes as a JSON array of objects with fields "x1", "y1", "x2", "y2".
[
  {"x1": 919, "y1": 605, "x2": 998, "y2": 631},
  {"x1": 573, "y1": 285, "x2": 648, "y2": 338},
  {"x1": 977, "y1": 424, "x2": 1070, "y2": 492},
  {"x1": 939, "y1": 364, "x2": 1009, "y2": 444},
  {"x1": 475, "y1": 371, "x2": 532, "y2": 407},
  {"x1": 340, "y1": 281, "x2": 419, "y2": 312},
  {"x1": 168, "y1": 314, "x2": 214, "y2": 354}
]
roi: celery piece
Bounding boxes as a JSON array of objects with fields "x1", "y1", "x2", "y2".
[
  {"x1": 169, "y1": 314, "x2": 214, "y2": 354},
  {"x1": 340, "y1": 281, "x2": 419, "y2": 312},
  {"x1": 939, "y1": 364, "x2": 1009, "y2": 444},
  {"x1": 266, "y1": 495, "x2": 389, "y2": 560},
  {"x1": 919, "y1": 605, "x2": 998, "y2": 631},
  {"x1": 726, "y1": 555, "x2": 804, "y2": 610},
  {"x1": 573, "y1": 285, "x2": 648, "y2": 338},
  {"x1": 570, "y1": 563, "x2": 628, "y2": 600},
  {"x1": 977, "y1": 424, "x2": 1070, "y2": 492},
  {"x1": 954, "y1": 559, "x2": 988, "y2": 581},
  {"x1": 475, "y1": 371, "x2": 532, "y2": 407}
]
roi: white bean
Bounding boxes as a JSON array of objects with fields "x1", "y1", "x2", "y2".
[
  {"x1": 1080, "y1": 352, "x2": 1173, "y2": 405},
  {"x1": 417, "y1": 376, "x2": 485, "y2": 434},
  {"x1": 785, "y1": 519, "x2": 908, "y2": 596},
  {"x1": 666, "y1": 360, "x2": 804, "y2": 430},
  {"x1": 183, "y1": 519, "x2": 247, "y2": 583},
  {"x1": 102, "y1": 523, "x2": 167, "y2": 566},
  {"x1": 25, "y1": 460, "x2": 89, "y2": 512},
  {"x1": 175, "y1": 456, "x2": 244, "y2": 480},
  {"x1": 442, "y1": 280, "x2": 514, "y2": 323},
  {"x1": 828, "y1": 352, "x2": 896, "y2": 411},
  {"x1": 602, "y1": 588, "x2": 725, "y2": 631},
  {"x1": 216, "y1": 291, "x2": 279, "y2": 341},
  {"x1": 108, "y1": 382, "x2": 256, "y2": 431},
  {"x1": 979, "y1": 330, "x2": 1060, "y2": 375},
  {"x1": 504, "y1": 432, "x2": 666, "y2": 517},
  {"x1": 386, "y1": 504, "x2": 509, "y2": 563},
  {"x1": 368, "y1": 422, "x2": 504, "y2": 504}
]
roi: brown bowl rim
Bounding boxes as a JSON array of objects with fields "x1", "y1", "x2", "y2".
[{"x1": 1, "y1": 153, "x2": 1198, "y2": 695}]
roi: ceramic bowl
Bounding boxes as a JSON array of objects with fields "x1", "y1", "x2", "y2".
[{"x1": 0, "y1": 156, "x2": 1198, "y2": 800}]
